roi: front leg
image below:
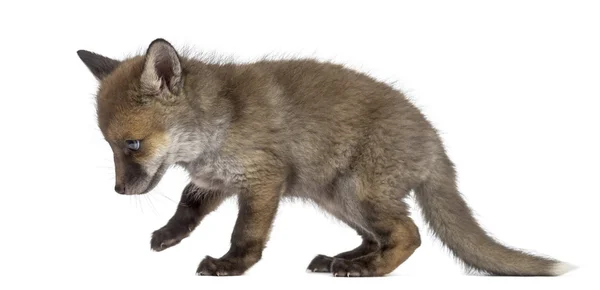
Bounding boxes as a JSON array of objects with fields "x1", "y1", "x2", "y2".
[
  {"x1": 151, "y1": 183, "x2": 229, "y2": 252},
  {"x1": 197, "y1": 161, "x2": 283, "y2": 276}
]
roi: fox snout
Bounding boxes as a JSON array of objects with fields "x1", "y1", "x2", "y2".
[
  {"x1": 113, "y1": 158, "x2": 148, "y2": 195},
  {"x1": 113, "y1": 165, "x2": 155, "y2": 195},
  {"x1": 113, "y1": 181, "x2": 146, "y2": 195},
  {"x1": 114, "y1": 183, "x2": 127, "y2": 195},
  {"x1": 111, "y1": 152, "x2": 170, "y2": 195}
]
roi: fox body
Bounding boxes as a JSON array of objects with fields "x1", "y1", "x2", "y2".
[{"x1": 78, "y1": 39, "x2": 572, "y2": 277}]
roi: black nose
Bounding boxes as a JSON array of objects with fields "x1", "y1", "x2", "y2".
[{"x1": 115, "y1": 184, "x2": 126, "y2": 194}]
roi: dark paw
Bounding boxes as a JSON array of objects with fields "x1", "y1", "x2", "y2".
[
  {"x1": 150, "y1": 226, "x2": 191, "y2": 252},
  {"x1": 307, "y1": 254, "x2": 334, "y2": 273},
  {"x1": 331, "y1": 259, "x2": 373, "y2": 277},
  {"x1": 196, "y1": 256, "x2": 246, "y2": 276}
]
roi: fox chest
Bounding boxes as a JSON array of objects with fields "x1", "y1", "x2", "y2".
[
  {"x1": 192, "y1": 171, "x2": 227, "y2": 190},
  {"x1": 186, "y1": 158, "x2": 242, "y2": 191}
]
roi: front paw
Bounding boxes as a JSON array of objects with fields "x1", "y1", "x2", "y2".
[
  {"x1": 196, "y1": 256, "x2": 246, "y2": 276},
  {"x1": 150, "y1": 226, "x2": 191, "y2": 252}
]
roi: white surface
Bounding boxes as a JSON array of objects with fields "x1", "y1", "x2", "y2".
[{"x1": 0, "y1": 0, "x2": 597, "y2": 289}]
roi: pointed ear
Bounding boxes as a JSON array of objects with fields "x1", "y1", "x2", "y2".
[
  {"x1": 140, "y1": 39, "x2": 183, "y2": 97},
  {"x1": 77, "y1": 50, "x2": 120, "y2": 80}
]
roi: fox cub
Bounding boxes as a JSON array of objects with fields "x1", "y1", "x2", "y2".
[{"x1": 78, "y1": 38, "x2": 571, "y2": 277}]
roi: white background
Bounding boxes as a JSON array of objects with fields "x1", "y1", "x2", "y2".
[{"x1": 0, "y1": 0, "x2": 598, "y2": 289}]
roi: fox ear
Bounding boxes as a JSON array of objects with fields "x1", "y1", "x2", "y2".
[
  {"x1": 77, "y1": 50, "x2": 120, "y2": 80},
  {"x1": 140, "y1": 39, "x2": 183, "y2": 98}
]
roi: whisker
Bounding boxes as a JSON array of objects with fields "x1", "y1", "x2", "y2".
[
  {"x1": 136, "y1": 195, "x2": 144, "y2": 214},
  {"x1": 128, "y1": 195, "x2": 133, "y2": 211},
  {"x1": 145, "y1": 195, "x2": 159, "y2": 216},
  {"x1": 156, "y1": 193, "x2": 178, "y2": 204}
]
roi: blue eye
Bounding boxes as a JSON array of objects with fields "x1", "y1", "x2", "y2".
[{"x1": 126, "y1": 140, "x2": 141, "y2": 151}]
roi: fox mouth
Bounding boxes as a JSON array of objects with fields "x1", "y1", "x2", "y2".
[
  {"x1": 138, "y1": 161, "x2": 169, "y2": 195},
  {"x1": 121, "y1": 161, "x2": 169, "y2": 195}
]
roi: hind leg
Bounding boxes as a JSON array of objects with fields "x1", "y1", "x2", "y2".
[
  {"x1": 307, "y1": 199, "x2": 420, "y2": 277},
  {"x1": 305, "y1": 176, "x2": 381, "y2": 273},
  {"x1": 330, "y1": 186, "x2": 421, "y2": 277},
  {"x1": 331, "y1": 215, "x2": 420, "y2": 277},
  {"x1": 307, "y1": 232, "x2": 379, "y2": 273},
  {"x1": 333, "y1": 170, "x2": 421, "y2": 276}
]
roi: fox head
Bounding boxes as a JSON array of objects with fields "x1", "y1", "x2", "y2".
[{"x1": 78, "y1": 39, "x2": 200, "y2": 195}]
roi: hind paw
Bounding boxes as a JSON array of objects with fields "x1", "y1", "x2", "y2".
[{"x1": 307, "y1": 254, "x2": 334, "y2": 273}]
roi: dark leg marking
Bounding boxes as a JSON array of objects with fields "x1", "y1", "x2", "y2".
[
  {"x1": 307, "y1": 238, "x2": 379, "y2": 273},
  {"x1": 151, "y1": 184, "x2": 228, "y2": 252}
]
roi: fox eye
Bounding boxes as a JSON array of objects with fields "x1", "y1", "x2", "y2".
[{"x1": 125, "y1": 140, "x2": 141, "y2": 151}]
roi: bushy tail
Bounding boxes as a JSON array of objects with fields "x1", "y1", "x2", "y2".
[{"x1": 414, "y1": 152, "x2": 574, "y2": 276}]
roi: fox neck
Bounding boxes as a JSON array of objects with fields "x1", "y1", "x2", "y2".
[{"x1": 171, "y1": 61, "x2": 234, "y2": 174}]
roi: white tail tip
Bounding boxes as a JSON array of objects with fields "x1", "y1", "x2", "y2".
[{"x1": 550, "y1": 262, "x2": 578, "y2": 276}]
